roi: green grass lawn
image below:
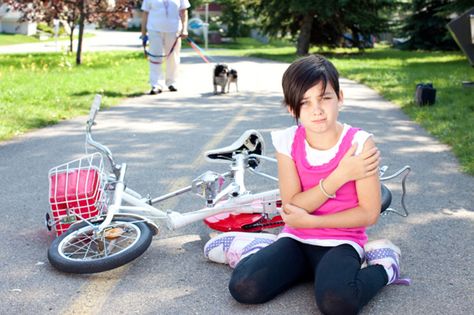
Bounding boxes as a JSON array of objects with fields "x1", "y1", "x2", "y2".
[
  {"x1": 0, "y1": 51, "x2": 148, "y2": 140},
  {"x1": 0, "y1": 33, "x2": 43, "y2": 45},
  {"x1": 0, "y1": 38, "x2": 472, "y2": 174}
]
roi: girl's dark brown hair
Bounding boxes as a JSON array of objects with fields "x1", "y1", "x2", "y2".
[{"x1": 282, "y1": 54, "x2": 340, "y2": 120}]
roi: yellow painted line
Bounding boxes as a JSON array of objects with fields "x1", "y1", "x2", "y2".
[
  {"x1": 63, "y1": 106, "x2": 249, "y2": 313},
  {"x1": 192, "y1": 106, "x2": 249, "y2": 166},
  {"x1": 63, "y1": 271, "x2": 125, "y2": 315}
]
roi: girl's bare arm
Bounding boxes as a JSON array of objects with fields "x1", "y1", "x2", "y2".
[
  {"x1": 280, "y1": 138, "x2": 381, "y2": 228},
  {"x1": 278, "y1": 140, "x2": 380, "y2": 213}
]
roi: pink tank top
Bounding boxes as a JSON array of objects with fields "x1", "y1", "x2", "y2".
[{"x1": 282, "y1": 125, "x2": 368, "y2": 247}]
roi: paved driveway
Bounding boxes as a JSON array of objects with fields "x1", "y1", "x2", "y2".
[{"x1": 1, "y1": 51, "x2": 473, "y2": 314}]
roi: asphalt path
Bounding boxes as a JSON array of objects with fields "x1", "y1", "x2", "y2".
[{"x1": 1, "y1": 43, "x2": 473, "y2": 314}]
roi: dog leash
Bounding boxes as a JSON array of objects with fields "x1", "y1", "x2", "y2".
[
  {"x1": 142, "y1": 36, "x2": 232, "y2": 69},
  {"x1": 185, "y1": 37, "x2": 218, "y2": 64},
  {"x1": 142, "y1": 35, "x2": 180, "y2": 64}
]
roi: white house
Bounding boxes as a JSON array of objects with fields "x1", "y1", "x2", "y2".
[{"x1": 0, "y1": 3, "x2": 37, "y2": 35}]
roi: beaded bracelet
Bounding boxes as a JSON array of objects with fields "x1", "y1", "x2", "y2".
[{"x1": 319, "y1": 178, "x2": 336, "y2": 199}]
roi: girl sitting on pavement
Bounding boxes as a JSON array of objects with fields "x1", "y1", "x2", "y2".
[{"x1": 204, "y1": 54, "x2": 409, "y2": 314}]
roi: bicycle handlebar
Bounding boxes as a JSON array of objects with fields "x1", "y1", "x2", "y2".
[
  {"x1": 87, "y1": 94, "x2": 101, "y2": 125},
  {"x1": 85, "y1": 94, "x2": 121, "y2": 178}
]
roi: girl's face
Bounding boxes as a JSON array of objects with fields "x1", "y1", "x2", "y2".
[{"x1": 290, "y1": 82, "x2": 343, "y2": 135}]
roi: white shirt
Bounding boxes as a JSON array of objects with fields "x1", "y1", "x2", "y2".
[
  {"x1": 271, "y1": 123, "x2": 372, "y2": 166},
  {"x1": 141, "y1": 0, "x2": 191, "y2": 33}
]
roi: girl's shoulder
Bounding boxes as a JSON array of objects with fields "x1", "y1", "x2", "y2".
[
  {"x1": 271, "y1": 125, "x2": 298, "y2": 141},
  {"x1": 271, "y1": 125, "x2": 298, "y2": 157},
  {"x1": 344, "y1": 124, "x2": 373, "y2": 155}
]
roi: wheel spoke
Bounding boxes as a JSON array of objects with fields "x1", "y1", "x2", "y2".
[
  {"x1": 64, "y1": 234, "x2": 99, "y2": 259},
  {"x1": 83, "y1": 237, "x2": 99, "y2": 258}
]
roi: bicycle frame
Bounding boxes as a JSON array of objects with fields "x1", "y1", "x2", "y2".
[
  {"x1": 81, "y1": 94, "x2": 411, "y2": 235},
  {"x1": 85, "y1": 96, "x2": 281, "y2": 235}
]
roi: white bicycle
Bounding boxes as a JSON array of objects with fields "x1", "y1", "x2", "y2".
[{"x1": 46, "y1": 95, "x2": 411, "y2": 274}]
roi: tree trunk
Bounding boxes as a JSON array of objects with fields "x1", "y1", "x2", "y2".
[
  {"x1": 69, "y1": 25, "x2": 75, "y2": 53},
  {"x1": 76, "y1": 0, "x2": 86, "y2": 65},
  {"x1": 296, "y1": 12, "x2": 314, "y2": 56}
]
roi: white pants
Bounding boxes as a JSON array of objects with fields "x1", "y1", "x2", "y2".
[{"x1": 148, "y1": 30, "x2": 181, "y2": 89}]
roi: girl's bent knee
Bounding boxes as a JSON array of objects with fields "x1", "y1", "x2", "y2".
[
  {"x1": 228, "y1": 275, "x2": 267, "y2": 304},
  {"x1": 316, "y1": 290, "x2": 358, "y2": 315}
]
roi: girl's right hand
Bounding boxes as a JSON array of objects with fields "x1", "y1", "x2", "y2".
[
  {"x1": 336, "y1": 143, "x2": 380, "y2": 182},
  {"x1": 280, "y1": 203, "x2": 315, "y2": 229}
]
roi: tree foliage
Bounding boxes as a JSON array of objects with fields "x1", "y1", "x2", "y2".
[
  {"x1": 400, "y1": 0, "x2": 463, "y2": 50},
  {"x1": 216, "y1": 0, "x2": 252, "y2": 38},
  {"x1": 6, "y1": 0, "x2": 139, "y2": 64},
  {"x1": 246, "y1": 0, "x2": 398, "y2": 55},
  {"x1": 439, "y1": 0, "x2": 474, "y2": 14}
]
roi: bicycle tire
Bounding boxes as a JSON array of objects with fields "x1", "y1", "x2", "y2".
[
  {"x1": 380, "y1": 184, "x2": 392, "y2": 213},
  {"x1": 48, "y1": 217, "x2": 153, "y2": 274}
]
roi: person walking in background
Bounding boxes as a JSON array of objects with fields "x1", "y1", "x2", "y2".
[
  {"x1": 204, "y1": 55, "x2": 410, "y2": 314},
  {"x1": 141, "y1": 0, "x2": 190, "y2": 95}
]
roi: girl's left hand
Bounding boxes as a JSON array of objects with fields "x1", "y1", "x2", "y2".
[{"x1": 280, "y1": 204, "x2": 315, "y2": 228}]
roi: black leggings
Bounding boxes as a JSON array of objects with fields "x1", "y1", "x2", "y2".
[{"x1": 229, "y1": 237, "x2": 387, "y2": 315}]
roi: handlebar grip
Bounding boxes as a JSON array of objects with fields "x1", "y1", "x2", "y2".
[{"x1": 88, "y1": 94, "x2": 102, "y2": 123}]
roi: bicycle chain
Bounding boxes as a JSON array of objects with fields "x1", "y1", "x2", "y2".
[{"x1": 243, "y1": 218, "x2": 284, "y2": 231}]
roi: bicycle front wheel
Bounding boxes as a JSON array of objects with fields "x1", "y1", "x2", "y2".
[{"x1": 48, "y1": 217, "x2": 153, "y2": 274}]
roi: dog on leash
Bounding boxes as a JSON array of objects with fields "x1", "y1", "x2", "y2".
[
  {"x1": 226, "y1": 68, "x2": 238, "y2": 93},
  {"x1": 213, "y1": 64, "x2": 229, "y2": 94}
]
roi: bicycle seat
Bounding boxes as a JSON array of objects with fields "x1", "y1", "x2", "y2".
[{"x1": 205, "y1": 129, "x2": 265, "y2": 169}]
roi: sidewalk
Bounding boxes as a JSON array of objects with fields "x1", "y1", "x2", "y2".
[
  {"x1": 1, "y1": 48, "x2": 473, "y2": 314},
  {"x1": 0, "y1": 29, "x2": 143, "y2": 54}
]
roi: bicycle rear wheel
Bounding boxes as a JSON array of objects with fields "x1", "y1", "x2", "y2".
[{"x1": 48, "y1": 217, "x2": 153, "y2": 274}]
